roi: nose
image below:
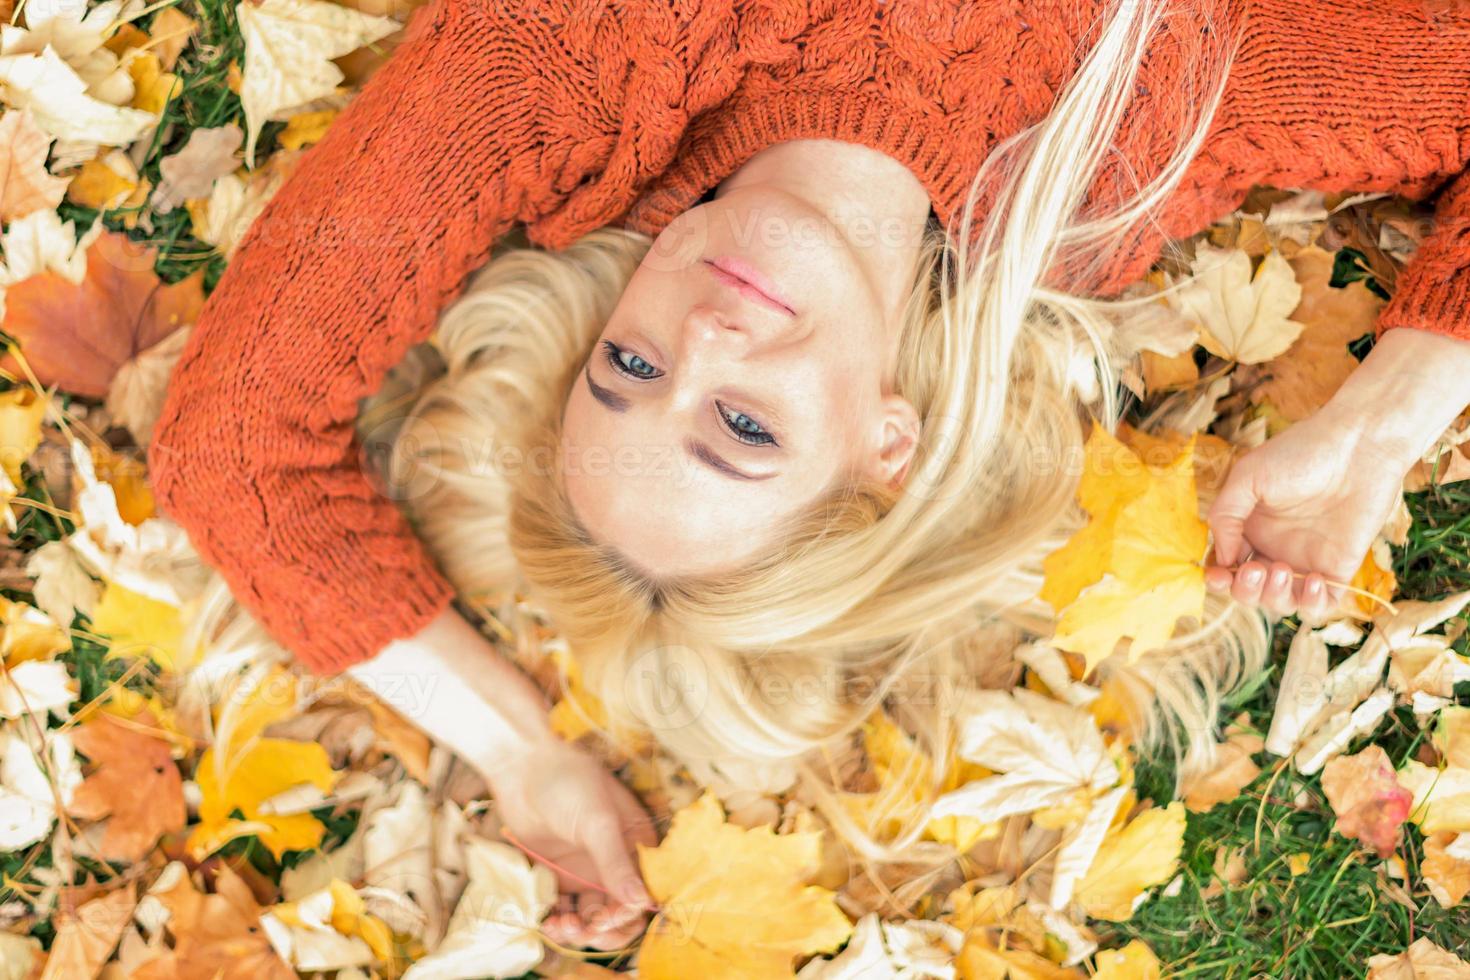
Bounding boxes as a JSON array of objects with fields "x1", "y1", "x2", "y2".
[
  {"x1": 680, "y1": 302, "x2": 748, "y2": 352},
  {"x1": 680, "y1": 298, "x2": 804, "y2": 357}
]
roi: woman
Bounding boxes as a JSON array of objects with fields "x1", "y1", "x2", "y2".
[{"x1": 152, "y1": 0, "x2": 1470, "y2": 952}]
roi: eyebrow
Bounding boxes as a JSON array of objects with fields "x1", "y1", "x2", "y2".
[
  {"x1": 585, "y1": 363, "x2": 630, "y2": 412},
  {"x1": 685, "y1": 438, "x2": 774, "y2": 482}
]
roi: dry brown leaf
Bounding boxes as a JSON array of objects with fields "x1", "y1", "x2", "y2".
[
  {"x1": 1212, "y1": 845, "x2": 1248, "y2": 886},
  {"x1": 1408, "y1": 443, "x2": 1470, "y2": 492},
  {"x1": 105, "y1": 325, "x2": 193, "y2": 447},
  {"x1": 130, "y1": 865, "x2": 295, "y2": 980},
  {"x1": 1180, "y1": 725, "x2": 1263, "y2": 813},
  {"x1": 0, "y1": 110, "x2": 69, "y2": 223},
  {"x1": 1207, "y1": 213, "x2": 1272, "y2": 257},
  {"x1": 332, "y1": 0, "x2": 430, "y2": 84},
  {"x1": 1140, "y1": 348, "x2": 1198, "y2": 394},
  {"x1": 1249, "y1": 244, "x2": 1384, "y2": 422},
  {"x1": 1366, "y1": 937, "x2": 1470, "y2": 979},
  {"x1": 41, "y1": 885, "x2": 136, "y2": 980},
  {"x1": 155, "y1": 125, "x2": 243, "y2": 213},
  {"x1": 1321, "y1": 745, "x2": 1412, "y2": 858},
  {"x1": 1422, "y1": 832, "x2": 1470, "y2": 908},
  {"x1": 67, "y1": 712, "x2": 186, "y2": 864},
  {"x1": 149, "y1": 6, "x2": 200, "y2": 71},
  {"x1": 0, "y1": 232, "x2": 205, "y2": 397}
]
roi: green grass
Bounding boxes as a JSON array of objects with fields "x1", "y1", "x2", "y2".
[
  {"x1": 59, "y1": 0, "x2": 243, "y2": 290},
  {"x1": 1109, "y1": 485, "x2": 1470, "y2": 977}
]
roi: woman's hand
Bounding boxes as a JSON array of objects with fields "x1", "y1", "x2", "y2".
[
  {"x1": 1205, "y1": 326, "x2": 1470, "y2": 622},
  {"x1": 485, "y1": 736, "x2": 658, "y2": 951},
  {"x1": 1203, "y1": 405, "x2": 1403, "y2": 622},
  {"x1": 347, "y1": 606, "x2": 659, "y2": 951}
]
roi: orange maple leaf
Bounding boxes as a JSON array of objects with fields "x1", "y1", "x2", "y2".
[
  {"x1": 1, "y1": 232, "x2": 204, "y2": 397},
  {"x1": 130, "y1": 865, "x2": 295, "y2": 980},
  {"x1": 67, "y1": 711, "x2": 187, "y2": 864}
]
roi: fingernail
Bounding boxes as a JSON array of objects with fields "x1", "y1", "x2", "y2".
[{"x1": 1242, "y1": 567, "x2": 1263, "y2": 586}]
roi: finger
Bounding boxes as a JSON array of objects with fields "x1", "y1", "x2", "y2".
[
  {"x1": 578, "y1": 809, "x2": 650, "y2": 910},
  {"x1": 543, "y1": 911, "x2": 593, "y2": 948},
  {"x1": 1261, "y1": 561, "x2": 1297, "y2": 617},
  {"x1": 1208, "y1": 472, "x2": 1259, "y2": 567},
  {"x1": 614, "y1": 789, "x2": 660, "y2": 850},
  {"x1": 587, "y1": 898, "x2": 649, "y2": 936},
  {"x1": 1231, "y1": 561, "x2": 1267, "y2": 606},
  {"x1": 1204, "y1": 565, "x2": 1232, "y2": 593},
  {"x1": 580, "y1": 915, "x2": 645, "y2": 951},
  {"x1": 1298, "y1": 572, "x2": 1332, "y2": 625}
]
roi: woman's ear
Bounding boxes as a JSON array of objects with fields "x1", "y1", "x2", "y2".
[{"x1": 863, "y1": 393, "x2": 921, "y2": 489}]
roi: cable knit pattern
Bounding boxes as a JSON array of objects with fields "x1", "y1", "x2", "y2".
[{"x1": 150, "y1": 0, "x2": 1470, "y2": 674}]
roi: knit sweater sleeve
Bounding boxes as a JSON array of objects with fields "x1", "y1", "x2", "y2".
[
  {"x1": 1223, "y1": 0, "x2": 1470, "y2": 342},
  {"x1": 149, "y1": 0, "x2": 594, "y2": 674}
]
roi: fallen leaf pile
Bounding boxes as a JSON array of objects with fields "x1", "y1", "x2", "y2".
[{"x1": 0, "y1": 1, "x2": 1467, "y2": 976}]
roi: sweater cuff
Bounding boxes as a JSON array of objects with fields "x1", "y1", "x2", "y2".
[
  {"x1": 242, "y1": 546, "x2": 459, "y2": 677},
  {"x1": 1377, "y1": 170, "x2": 1470, "y2": 342}
]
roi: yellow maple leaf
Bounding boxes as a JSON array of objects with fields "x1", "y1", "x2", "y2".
[
  {"x1": 636, "y1": 791, "x2": 852, "y2": 979},
  {"x1": 1350, "y1": 541, "x2": 1397, "y2": 617},
  {"x1": 1093, "y1": 939, "x2": 1162, "y2": 979},
  {"x1": 89, "y1": 581, "x2": 187, "y2": 670},
  {"x1": 0, "y1": 387, "x2": 46, "y2": 489},
  {"x1": 278, "y1": 109, "x2": 338, "y2": 150},
  {"x1": 0, "y1": 597, "x2": 69, "y2": 663},
  {"x1": 128, "y1": 52, "x2": 182, "y2": 115},
  {"x1": 844, "y1": 711, "x2": 999, "y2": 852},
  {"x1": 1075, "y1": 803, "x2": 1185, "y2": 921},
  {"x1": 188, "y1": 667, "x2": 340, "y2": 859},
  {"x1": 90, "y1": 444, "x2": 156, "y2": 526},
  {"x1": 956, "y1": 936, "x2": 1083, "y2": 980},
  {"x1": 1041, "y1": 426, "x2": 1154, "y2": 613},
  {"x1": 1044, "y1": 425, "x2": 1207, "y2": 674},
  {"x1": 64, "y1": 157, "x2": 140, "y2": 211},
  {"x1": 268, "y1": 878, "x2": 395, "y2": 964}
]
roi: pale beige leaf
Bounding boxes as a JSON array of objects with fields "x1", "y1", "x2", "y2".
[
  {"x1": 41, "y1": 885, "x2": 135, "y2": 980},
  {"x1": 1166, "y1": 243, "x2": 1303, "y2": 363},
  {"x1": 0, "y1": 47, "x2": 155, "y2": 144},
  {"x1": 154, "y1": 125, "x2": 241, "y2": 212},
  {"x1": 105, "y1": 325, "x2": 193, "y2": 446},
  {"x1": 0, "y1": 109, "x2": 68, "y2": 222},
  {"x1": 1366, "y1": 937, "x2": 1470, "y2": 979},
  {"x1": 236, "y1": 0, "x2": 398, "y2": 161},
  {"x1": 399, "y1": 837, "x2": 556, "y2": 980}
]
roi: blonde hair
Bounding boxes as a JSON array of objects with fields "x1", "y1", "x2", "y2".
[
  {"x1": 369, "y1": 0, "x2": 1270, "y2": 862},
  {"x1": 203, "y1": 0, "x2": 1269, "y2": 873}
]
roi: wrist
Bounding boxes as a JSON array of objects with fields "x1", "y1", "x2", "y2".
[
  {"x1": 1320, "y1": 327, "x2": 1470, "y2": 469},
  {"x1": 347, "y1": 605, "x2": 562, "y2": 778}
]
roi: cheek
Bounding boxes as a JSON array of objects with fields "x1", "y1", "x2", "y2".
[{"x1": 815, "y1": 350, "x2": 885, "y2": 432}]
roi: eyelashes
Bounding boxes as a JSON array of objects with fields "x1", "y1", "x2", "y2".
[
  {"x1": 602, "y1": 340, "x2": 660, "y2": 380},
  {"x1": 718, "y1": 402, "x2": 775, "y2": 446},
  {"x1": 600, "y1": 340, "x2": 779, "y2": 448}
]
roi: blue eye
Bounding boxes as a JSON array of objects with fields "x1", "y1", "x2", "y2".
[
  {"x1": 602, "y1": 341, "x2": 661, "y2": 380},
  {"x1": 719, "y1": 402, "x2": 776, "y2": 446}
]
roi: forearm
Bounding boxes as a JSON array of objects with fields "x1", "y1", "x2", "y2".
[
  {"x1": 1320, "y1": 326, "x2": 1470, "y2": 468},
  {"x1": 345, "y1": 604, "x2": 559, "y2": 778}
]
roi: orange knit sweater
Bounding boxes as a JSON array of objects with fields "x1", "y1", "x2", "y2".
[{"x1": 150, "y1": 0, "x2": 1470, "y2": 674}]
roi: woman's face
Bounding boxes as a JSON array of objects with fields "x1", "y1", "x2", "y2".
[{"x1": 560, "y1": 183, "x2": 927, "y2": 577}]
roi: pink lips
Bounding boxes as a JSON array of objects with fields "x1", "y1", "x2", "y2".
[{"x1": 704, "y1": 256, "x2": 796, "y2": 315}]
